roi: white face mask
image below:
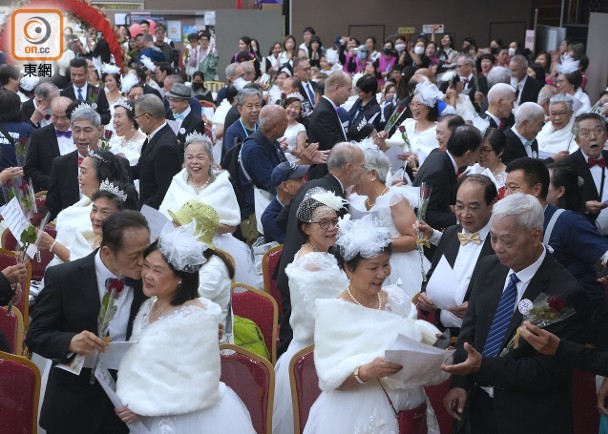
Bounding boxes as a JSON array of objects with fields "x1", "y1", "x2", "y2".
[
  {"x1": 414, "y1": 46, "x2": 425, "y2": 55},
  {"x1": 233, "y1": 77, "x2": 248, "y2": 91},
  {"x1": 508, "y1": 48, "x2": 516, "y2": 56},
  {"x1": 395, "y1": 43, "x2": 406, "y2": 52}
]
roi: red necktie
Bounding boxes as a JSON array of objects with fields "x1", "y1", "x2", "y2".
[
  {"x1": 589, "y1": 158, "x2": 606, "y2": 169},
  {"x1": 78, "y1": 156, "x2": 84, "y2": 166},
  {"x1": 499, "y1": 120, "x2": 504, "y2": 129}
]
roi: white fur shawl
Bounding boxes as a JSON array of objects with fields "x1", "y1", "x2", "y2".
[
  {"x1": 158, "y1": 169, "x2": 241, "y2": 226},
  {"x1": 116, "y1": 300, "x2": 223, "y2": 416},
  {"x1": 314, "y1": 294, "x2": 443, "y2": 391}
]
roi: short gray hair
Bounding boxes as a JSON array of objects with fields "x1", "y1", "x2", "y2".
[
  {"x1": 492, "y1": 192, "x2": 544, "y2": 233},
  {"x1": 515, "y1": 102, "x2": 545, "y2": 127},
  {"x1": 71, "y1": 105, "x2": 100, "y2": 127},
  {"x1": 241, "y1": 62, "x2": 255, "y2": 75},
  {"x1": 363, "y1": 149, "x2": 390, "y2": 183},
  {"x1": 456, "y1": 54, "x2": 475, "y2": 68},
  {"x1": 327, "y1": 142, "x2": 363, "y2": 171},
  {"x1": 237, "y1": 87, "x2": 262, "y2": 106},
  {"x1": 35, "y1": 82, "x2": 58, "y2": 100},
  {"x1": 487, "y1": 66, "x2": 511, "y2": 88},
  {"x1": 133, "y1": 94, "x2": 165, "y2": 119},
  {"x1": 487, "y1": 82, "x2": 515, "y2": 105},
  {"x1": 510, "y1": 54, "x2": 529, "y2": 69},
  {"x1": 225, "y1": 63, "x2": 241, "y2": 79}
]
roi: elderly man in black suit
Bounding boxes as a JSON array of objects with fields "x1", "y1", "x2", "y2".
[
  {"x1": 60, "y1": 58, "x2": 111, "y2": 125},
  {"x1": 27, "y1": 211, "x2": 150, "y2": 434},
  {"x1": 21, "y1": 82, "x2": 59, "y2": 129},
  {"x1": 417, "y1": 174, "x2": 496, "y2": 336},
  {"x1": 442, "y1": 193, "x2": 589, "y2": 434},
  {"x1": 24, "y1": 96, "x2": 74, "y2": 191},
  {"x1": 276, "y1": 142, "x2": 365, "y2": 354},
  {"x1": 455, "y1": 54, "x2": 488, "y2": 112},
  {"x1": 293, "y1": 58, "x2": 316, "y2": 117},
  {"x1": 413, "y1": 125, "x2": 482, "y2": 233},
  {"x1": 307, "y1": 70, "x2": 352, "y2": 179},
  {"x1": 502, "y1": 102, "x2": 568, "y2": 165},
  {"x1": 563, "y1": 113, "x2": 608, "y2": 229},
  {"x1": 482, "y1": 83, "x2": 515, "y2": 131},
  {"x1": 132, "y1": 94, "x2": 181, "y2": 209},
  {"x1": 165, "y1": 83, "x2": 207, "y2": 155},
  {"x1": 509, "y1": 55, "x2": 544, "y2": 107}
]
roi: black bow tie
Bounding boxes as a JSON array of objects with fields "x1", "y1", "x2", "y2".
[{"x1": 123, "y1": 277, "x2": 140, "y2": 287}]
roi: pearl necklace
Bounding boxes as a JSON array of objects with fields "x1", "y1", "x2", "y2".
[
  {"x1": 347, "y1": 286, "x2": 382, "y2": 310},
  {"x1": 188, "y1": 178, "x2": 210, "y2": 193},
  {"x1": 304, "y1": 242, "x2": 320, "y2": 252}
]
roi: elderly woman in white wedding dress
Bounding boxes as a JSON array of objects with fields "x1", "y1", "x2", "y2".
[
  {"x1": 273, "y1": 187, "x2": 349, "y2": 434},
  {"x1": 537, "y1": 95, "x2": 578, "y2": 159},
  {"x1": 349, "y1": 149, "x2": 428, "y2": 299},
  {"x1": 108, "y1": 100, "x2": 146, "y2": 166},
  {"x1": 115, "y1": 224, "x2": 255, "y2": 434},
  {"x1": 304, "y1": 215, "x2": 449, "y2": 434},
  {"x1": 159, "y1": 132, "x2": 258, "y2": 287}
]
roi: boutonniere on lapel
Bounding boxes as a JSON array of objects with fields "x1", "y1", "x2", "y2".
[
  {"x1": 89, "y1": 277, "x2": 125, "y2": 383},
  {"x1": 500, "y1": 293, "x2": 575, "y2": 357},
  {"x1": 88, "y1": 86, "x2": 100, "y2": 109}
]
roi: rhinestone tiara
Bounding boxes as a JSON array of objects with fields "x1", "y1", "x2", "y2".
[{"x1": 99, "y1": 179, "x2": 127, "y2": 202}]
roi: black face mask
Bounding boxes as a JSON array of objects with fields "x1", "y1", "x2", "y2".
[
  {"x1": 192, "y1": 83, "x2": 203, "y2": 90},
  {"x1": 383, "y1": 47, "x2": 393, "y2": 55}
]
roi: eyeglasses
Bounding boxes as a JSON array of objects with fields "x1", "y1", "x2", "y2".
[
  {"x1": 134, "y1": 112, "x2": 150, "y2": 120},
  {"x1": 311, "y1": 218, "x2": 339, "y2": 230},
  {"x1": 479, "y1": 147, "x2": 495, "y2": 155},
  {"x1": 578, "y1": 128, "x2": 605, "y2": 139}
]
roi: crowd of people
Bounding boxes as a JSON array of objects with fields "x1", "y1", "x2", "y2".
[{"x1": 0, "y1": 18, "x2": 608, "y2": 434}]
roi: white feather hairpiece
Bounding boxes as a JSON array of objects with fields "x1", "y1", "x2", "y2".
[
  {"x1": 120, "y1": 72, "x2": 140, "y2": 94},
  {"x1": 310, "y1": 189, "x2": 347, "y2": 212},
  {"x1": 158, "y1": 221, "x2": 209, "y2": 273},
  {"x1": 19, "y1": 75, "x2": 39, "y2": 92},
  {"x1": 325, "y1": 48, "x2": 339, "y2": 66},
  {"x1": 414, "y1": 80, "x2": 442, "y2": 108},
  {"x1": 101, "y1": 63, "x2": 121, "y2": 75},
  {"x1": 354, "y1": 136, "x2": 378, "y2": 152},
  {"x1": 140, "y1": 55, "x2": 156, "y2": 72},
  {"x1": 92, "y1": 56, "x2": 103, "y2": 74},
  {"x1": 335, "y1": 214, "x2": 391, "y2": 261},
  {"x1": 556, "y1": 55, "x2": 580, "y2": 75},
  {"x1": 437, "y1": 69, "x2": 458, "y2": 84}
]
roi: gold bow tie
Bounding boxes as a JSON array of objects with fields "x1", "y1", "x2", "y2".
[{"x1": 457, "y1": 232, "x2": 481, "y2": 246}]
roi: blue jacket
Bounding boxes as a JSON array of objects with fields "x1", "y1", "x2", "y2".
[{"x1": 262, "y1": 197, "x2": 285, "y2": 243}]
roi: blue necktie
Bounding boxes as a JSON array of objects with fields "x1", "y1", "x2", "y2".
[
  {"x1": 305, "y1": 83, "x2": 315, "y2": 107},
  {"x1": 482, "y1": 273, "x2": 520, "y2": 357},
  {"x1": 77, "y1": 88, "x2": 84, "y2": 101}
]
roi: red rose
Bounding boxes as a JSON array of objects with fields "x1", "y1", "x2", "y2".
[
  {"x1": 396, "y1": 105, "x2": 405, "y2": 113},
  {"x1": 105, "y1": 278, "x2": 125, "y2": 295},
  {"x1": 104, "y1": 130, "x2": 113, "y2": 140},
  {"x1": 548, "y1": 296, "x2": 567, "y2": 312},
  {"x1": 18, "y1": 182, "x2": 28, "y2": 192},
  {"x1": 18, "y1": 137, "x2": 27, "y2": 145},
  {"x1": 399, "y1": 125, "x2": 406, "y2": 134}
]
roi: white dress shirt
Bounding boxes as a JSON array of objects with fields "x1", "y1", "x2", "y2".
[
  {"x1": 511, "y1": 126, "x2": 535, "y2": 158},
  {"x1": 94, "y1": 250, "x2": 134, "y2": 342},
  {"x1": 73, "y1": 82, "x2": 88, "y2": 101}
]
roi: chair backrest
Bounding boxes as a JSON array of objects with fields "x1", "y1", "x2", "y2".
[
  {"x1": 0, "y1": 351, "x2": 40, "y2": 434},
  {"x1": 261, "y1": 244, "x2": 283, "y2": 317},
  {"x1": 231, "y1": 282, "x2": 278, "y2": 364},
  {"x1": 2, "y1": 226, "x2": 56, "y2": 281},
  {"x1": 0, "y1": 248, "x2": 32, "y2": 329},
  {"x1": 289, "y1": 345, "x2": 321, "y2": 434},
  {"x1": 200, "y1": 101, "x2": 217, "y2": 109},
  {"x1": 220, "y1": 343, "x2": 274, "y2": 434},
  {"x1": 0, "y1": 307, "x2": 24, "y2": 355},
  {"x1": 572, "y1": 368, "x2": 600, "y2": 434},
  {"x1": 204, "y1": 80, "x2": 225, "y2": 94}
]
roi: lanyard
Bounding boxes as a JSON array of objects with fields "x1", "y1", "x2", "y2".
[{"x1": 239, "y1": 119, "x2": 258, "y2": 137}]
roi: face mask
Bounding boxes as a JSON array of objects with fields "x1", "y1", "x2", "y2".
[
  {"x1": 395, "y1": 43, "x2": 406, "y2": 52},
  {"x1": 233, "y1": 77, "x2": 248, "y2": 91},
  {"x1": 508, "y1": 48, "x2": 516, "y2": 56},
  {"x1": 382, "y1": 47, "x2": 392, "y2": 55},
  {"x1": 192, "y1": 83, "x2": 202, "y2": 91},
  {"x1": 357, "y1": 51, "x2": 367, "y2": 60},
  {"x1": 414, "y1": 46, "x2": 425, "y2": 55}
]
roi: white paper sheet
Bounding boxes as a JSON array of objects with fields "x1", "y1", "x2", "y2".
[
  {"x1": 1, "y1": 197, "x2": 29, "y2": 247},
  {"x1": 385, "y1": 334, "x2": 454, "y2": 388},
  {"x1": 95, "y1": 363, "x2": 150, "y2": 434},
  {"x1": 83, "y1": 341, "x2": 135, "y2": 370},
  {"x1": 425, "y1": 256, "x2": 459, "y2": 310},
  {"x1": 384, "y1": 143, "x2": 405, "y2": 172},
  {"x1": 140, "y1": 205, "x2": 170, "y2": 241}
]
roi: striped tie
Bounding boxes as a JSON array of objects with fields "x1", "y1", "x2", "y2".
[{"x1": 482, "y1": 273, "x2": 520, "y2": 357}]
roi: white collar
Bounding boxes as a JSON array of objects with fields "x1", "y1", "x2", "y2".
[
  {"x1": 322, "y1": 95, "x2": 338, "y2": 111},
  {"x1": 74, "y1": 82, "x2": 88, "y2": 96},
  {"x1": 95, "y1": 249, "x2": 118, "y2": 283},
  {"x1": 149, "y1": 122, "x2": 167, "y2": 139},
  {"x1": 485, "y1": 110, "x2": 501, "y2": 126},
  {"x1": 510, "y1": 245, "x2": 546, "y2": 287},
  {"x1": 511, "y1": 126, "x2": 531, "y2": 145}
]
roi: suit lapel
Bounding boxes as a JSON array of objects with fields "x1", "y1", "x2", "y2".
[
  {"x1": 442, "y1": 229, "x2": 461, "y2": 268},
  {"x1": 573, "y1": 150, "x2": 600, "y2": 199},
  {"x1": 77, "y1": 253, "x2": 102, "y2": 321},
  {"x1": 141, "y1": 125, "x2": 167, "y2": 160},
  {"x1": 48, "y1": 126, "x2": 61, "y2": 157}
]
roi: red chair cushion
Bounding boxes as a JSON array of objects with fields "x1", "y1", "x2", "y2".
[
  {"x1": 263, "y1": 248, "x2": 283, "y2": 317},
  {"x1": 0, "y1": 308, "x2": 19, "y2": 354},
  {"x1": 424, "y1": 380, "x2": 452, "y2": 434},
  {"x1": 572, "y1": 368, "x2": 599, "y2": 434},
  {"x1": 292, "y1": 349, "x2": 321, "y2": 433},
  {"x1": 232, "y1": 290, "x2": 274, "y2": 357},
  {"x1": 0, "y1": 357, "x2": 37, "y2": 433},
  {"x1": 220, "y1": 351, "x2": 271, "y2": 434}
]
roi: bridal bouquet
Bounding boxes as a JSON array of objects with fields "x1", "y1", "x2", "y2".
[
  {"x1": 90, "y1": 278, "x2": 125, "y2": 383},
  {"x1": 500, "y1": 292, "x2": 575, "y2": 357}
]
